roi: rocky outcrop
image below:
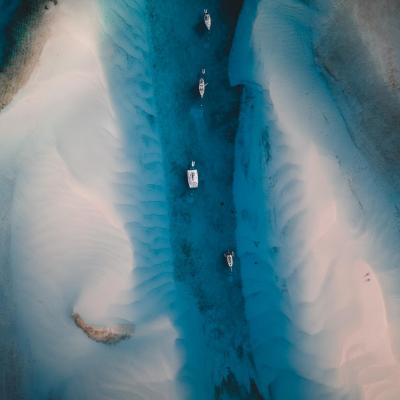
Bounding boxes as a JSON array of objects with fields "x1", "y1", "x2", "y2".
[{"x1": 72, "y1": 313, "x2": 133, "y2": 345}]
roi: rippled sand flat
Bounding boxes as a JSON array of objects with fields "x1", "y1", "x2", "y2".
[
  {"x1": 231, "y1": 0, "x2": 400, "y2": 398},
  {"x1": 0, "y1": 0, "x2": 183, "y2": 398}
]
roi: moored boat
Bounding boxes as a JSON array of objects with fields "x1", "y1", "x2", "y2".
[
  {"x1": 224, "y1": 250, "x2": 235, "y2": 271},
  {"x1": 187, "y1": 161, "x2": 199, "y2": 189},
  {"x1": 204, "y1": 9, "x2": 211, "y2": 31},
  {"x1": 199, "y1": 68, "x2": 207, "y2": 98}
]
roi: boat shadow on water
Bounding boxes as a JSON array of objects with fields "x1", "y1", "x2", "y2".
[{"x1": 193, "y1": 20, "x2": 210, "y2": 38}]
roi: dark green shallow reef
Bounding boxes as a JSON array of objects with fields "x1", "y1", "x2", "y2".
[{"x1": 0, "y1": 0, "x2": 55, "y2": 109}]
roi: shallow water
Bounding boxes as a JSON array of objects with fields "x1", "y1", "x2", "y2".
[
  {"x1": 146, "y1": 0, "x2": 260, "y2": 397},
  {"x1": 0, "y1": 3, "x2": 46, "y2": 398},
  {"x1": 100, "y1": 0, "x2": 260, "y2": 397}
]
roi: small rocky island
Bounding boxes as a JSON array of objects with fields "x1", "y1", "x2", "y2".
[{"x1": 72, "y1": 313, "x2": 133, "y2": 345}]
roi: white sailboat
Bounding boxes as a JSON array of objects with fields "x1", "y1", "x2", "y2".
[
  {"x1": 224, "y1": 250, "x2": 235, "y2": 271},
  {"x1": 204, "y1": 9, "x2": 211, "y2": 31},
  {"x1": 187, "y1": 161, "x2": 199, "y2": 189},
  {"x1": 199, "y1": 68, "x2": 207, "y2": 98}
]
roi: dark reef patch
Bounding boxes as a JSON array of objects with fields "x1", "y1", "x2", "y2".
[
  {"x1": 0, "y1": 0, "x2": 56, "y2": 109},
  {"x1": 0, "y1": 0, "x2": 50, "y2": 70},
  {"x1": 315, "y1": 0, "x2": 400, "y2": 193}
]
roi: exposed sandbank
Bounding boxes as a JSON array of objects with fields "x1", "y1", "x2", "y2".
[
  {"x1": 231, "y1": 0, "x2": 400, "y2": 398},
  {"x1": 0, "y1": 0, "x2": 184, "y2": 397}
]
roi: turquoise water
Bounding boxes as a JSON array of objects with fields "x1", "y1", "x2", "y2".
[
  {"x1": 147, "y1": 0, "x2": 257, "y2": 396},
  {"x1": 96, "y1": 0, "x2": 400, "y2": 397},
  {"x1": 99, "y1": 1, "x2": 262, "y2": 398},
  {"x1": 0, "y1": 0, "x2": 24, "y2": 67}
]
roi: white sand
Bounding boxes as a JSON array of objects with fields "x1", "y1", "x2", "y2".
[
  {"x1": 0, "y1": 1, "x2": 183, "y2": 398},
  {"x1": 231, "y1": 0, "x2": 400, "y2": 398}
]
